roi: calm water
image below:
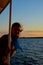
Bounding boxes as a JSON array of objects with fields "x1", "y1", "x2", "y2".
[{"x1": 10, "y1": 38, "x2": 43, "y2": 65}]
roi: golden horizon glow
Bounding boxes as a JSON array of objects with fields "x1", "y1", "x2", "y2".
[{"x1": 20, "y1": 31, "x2": 43, "y2": 37}]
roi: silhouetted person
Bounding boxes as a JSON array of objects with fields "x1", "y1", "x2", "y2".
[{"x1": 0, "y1": 22, "x2": 23, "y2": 65}]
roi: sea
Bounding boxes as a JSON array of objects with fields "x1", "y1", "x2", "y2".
[{"x1": 10, "y1": 38, "x2": 43, "y2": 65}]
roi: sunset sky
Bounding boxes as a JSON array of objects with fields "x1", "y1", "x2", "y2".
[{"x1": 0, "y1": 0, "x2": 43, "y2": 37}]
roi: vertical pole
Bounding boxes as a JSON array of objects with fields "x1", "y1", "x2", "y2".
[{"x1": 8, "y1": 0, "x2": 12, "y2": 64}]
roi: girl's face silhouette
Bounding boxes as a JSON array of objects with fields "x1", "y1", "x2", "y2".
[{"x1": 11, "y1": 26, "x2": 22, "y2": 37}]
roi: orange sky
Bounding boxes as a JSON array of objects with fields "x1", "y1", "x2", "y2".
[{"x1": 20, "y1": 31, "x2": 43, "y2": 37}]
